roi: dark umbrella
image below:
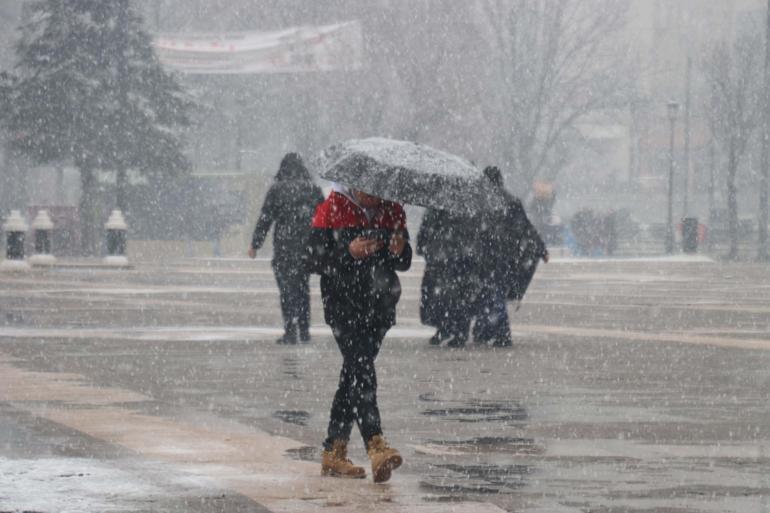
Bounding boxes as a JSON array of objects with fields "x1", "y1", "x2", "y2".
[{"x1": 313, "y1": 138, "x2": 505, "y2": 215}]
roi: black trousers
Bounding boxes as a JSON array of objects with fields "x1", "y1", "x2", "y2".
[
  {"x1": 323, "y1": 325, "x2": 387, "y2": 451},
  {"x1": 473, "y1": 282, "x2": 511, "y2": 343},
  {"x1": 422, "y1": 261, "x2": 475, "y2": 340},
  {"x1": 274, "y1": 266, "x2": 310, "y2": 333}
]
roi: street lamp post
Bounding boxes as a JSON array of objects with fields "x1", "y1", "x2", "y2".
[{"x1": 665, "y1": 101, "x2": 680, "y2": 254}]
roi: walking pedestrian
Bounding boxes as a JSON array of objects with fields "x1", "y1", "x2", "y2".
[
  {"x1": 473, "y1": 166, "x2": 548, "y2": 347},
  {"x1": 306, "y1": 184, "x2": 411, "y2": 483},
  {"x1": 249, "y1": 153, "x2": 324, "y2": 344},
  {"x1": 417, "y1": 208, "x2": 479, "y2": 347}
]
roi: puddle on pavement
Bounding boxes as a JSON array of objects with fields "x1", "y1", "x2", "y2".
[
  {"x1": 436, "y1": 462, "x2": 532, "y2": 483},
  {"x1": 420, "y1": 494, "x2": 469, "y2": 503},
  {"x1": 425, "y1": 436, "x2": 544, "y2": 455},
  {"x1": 421, "y1": 399, "x2": 527, "y2": 423},
  {"x1": 272, "y1": 409, "x2": 310, "y2": 426},
  {"x1": 285, "y1": 445, "x2": 317, "y2": 462},
  {"x1": 417, "y1": 393, "x2": 535, "y2": 500},
  {"x1": 281, "y1": 356, "x2": 301, "y2": 380},
  {"x1": 419, "y1": 480, "x2": 501, "y2": 495},
  {"x1": 419, "y1": 461, "x2": 532, "y2": 498},
  {"x1": 2, "y1": 311, "x2": 25, "y2": 325}
]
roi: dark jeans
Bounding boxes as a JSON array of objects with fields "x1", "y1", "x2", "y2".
[
  {"x1": 274, "y1": 266, "x2": 310, "y2": 334},
  {"x1": 323, "y1": 325, "x2": 387, "y2": 451}
]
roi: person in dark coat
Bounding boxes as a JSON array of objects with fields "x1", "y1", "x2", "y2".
[
  {"x1": 249, "y1": 153, "x2": 324, "y2": 344},
  {"x1": 306, "y1": 184, "x2": 411, "y2": 483},
  {"x1": 473, "y1": 166, "x2": 549, "y2": 347},
  {"x1": 417, "y1": 208, "x2": 479, "y2": 347}
]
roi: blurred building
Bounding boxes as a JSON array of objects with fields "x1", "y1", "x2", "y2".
[
  {"x1": 629, "y1": 0, "x2": 763, "y2": 202},
  {"x1": 559, "y1": 0, "x2": 764, "y2": 225}
]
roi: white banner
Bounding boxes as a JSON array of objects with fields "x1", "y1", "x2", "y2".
[{"x1": 154, "y1": 21, "x2": 363, "y2": 74}]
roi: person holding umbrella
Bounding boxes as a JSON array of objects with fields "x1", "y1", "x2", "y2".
[
  {"x1": 473, "y1": 166, "x2": 549, "y2": 346},
  {"x1": 306, "y1": 183, "x2": 411, "y2": 483},
  {"x1": 249, "y1": 153, "x2": 324, "y2": 344}
]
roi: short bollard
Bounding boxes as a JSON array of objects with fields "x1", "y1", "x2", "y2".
[
  {"x1": 29, "y1": 209, "x2": 56, "y2": 266},
  {"x1": 104, "y1": 209, "x2": 129, "y2": 267},
  {"x1": 1, "y1": 210, "x2": 31, "y2": 272},
  {"x1": 682, "y1": 217, "x2": 699, "y2": 254}
]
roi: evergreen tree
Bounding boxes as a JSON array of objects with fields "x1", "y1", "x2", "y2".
[
  {"x1": 2, "y1": 0, "x2": 193, "y2": 254},
  {"x1": 0, "y1": 72, "x2": 12, "y2": 110}
]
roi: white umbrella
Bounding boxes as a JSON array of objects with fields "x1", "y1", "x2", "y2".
[{"x1": 313, "y1": 138, "x2": 505, "y2": 215}]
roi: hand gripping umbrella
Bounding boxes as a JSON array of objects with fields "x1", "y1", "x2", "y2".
[{"x1": 313, "y1": 138, "x2": 506, "y2": 215}]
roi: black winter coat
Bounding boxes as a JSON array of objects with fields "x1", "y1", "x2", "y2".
[
  {"x1": 251, "y1": 179, "x2": 324, "y2": 270},
  {"x1": 478, "y1": 190, "x2": 547, "y2": 301},
  {"x1": 306, "y1": 192, "x2": 412, "y2": 332},
  {"x1": 417, "y1": 209, "x2": 479, "y2": 327}
]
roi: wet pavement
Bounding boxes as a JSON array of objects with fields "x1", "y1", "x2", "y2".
[{"x1": 0, "y1": 257, "x2": 769, "y2": 512}]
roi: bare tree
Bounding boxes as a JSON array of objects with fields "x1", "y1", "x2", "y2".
[
  {"x1": 478, "y1": 0, "x2": 632, "y2": 192},
  {"x1": 703, "y1": 34, "x2": 763, "y2": 261},
  {"x1": 374, "y1": 1, "x2": 489, "y2": 151},
  {"x1": 132, "y1": 0, "x2": 634, "y2": 188},
  {"x1": 704, "y1": 35, "x2": 763, "y2": 261}
]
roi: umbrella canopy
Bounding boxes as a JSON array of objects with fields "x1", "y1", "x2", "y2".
[{"x1": 313, "y1": 138, "x2": 506, "y2": 215}]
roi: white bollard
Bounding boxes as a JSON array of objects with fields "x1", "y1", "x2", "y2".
[
  {"x1": 1, "y1": 210, "x2": 31, "y2": 272},
  {"x1": 29, "y1": 209, "x2": 57, "y2": 266},
  {"x1": 104, "y1": 209, "x2": 129, "y2": 267}
]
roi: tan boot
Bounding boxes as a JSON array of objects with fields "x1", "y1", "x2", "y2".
[
  {"x1": 321, "y1": 440, "x2": 366, "y2": 479},
  {"x1": 367, "y1": 435, "x2": 403, "y2": 483}
]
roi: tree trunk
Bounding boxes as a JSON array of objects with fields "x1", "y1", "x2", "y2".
[
  {"x1": 727, "y1": 143, "x2": 739, "y2": 261},
  {"x1": 759, "y1": 0, "x2": 770, "y2": 261},
  {"x1": 115, "y1": 0, "x2": 130, "y2": 215},
  {"x1": 761, "y1": 160, "x2": 769, "y2": 261},
  {"x1": 0, "y1": 148, "x2": 11, "y2": 209},
  {"x1": 5, "y1": 149, "x2": 29, "y2": 211},
  {"x1": 79, "y1": 165, "x2": 98, "y2": 256},
  {"x1": 510, "y1": 142, "x2": 532, "y2": 197},
  {"x1": 708, "y1": 140, "x2": 716, "y2": 253},
  {"x1": 116, "y1": 166, "x2": 127, "y2": 212},
  {"x1": 683, "y1": 55, "x2": 693, "y2": 218},
  {"x1": 56, "y1": 166, "x2": 65, "y2": 205}
]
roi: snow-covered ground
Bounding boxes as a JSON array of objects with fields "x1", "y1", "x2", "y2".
[
  {"x1": 0, "y1": 457, "x2": 164, "y2": 513},
  {"x1": 0, "y1": 259, "x2": 768, "y2": 513}
]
